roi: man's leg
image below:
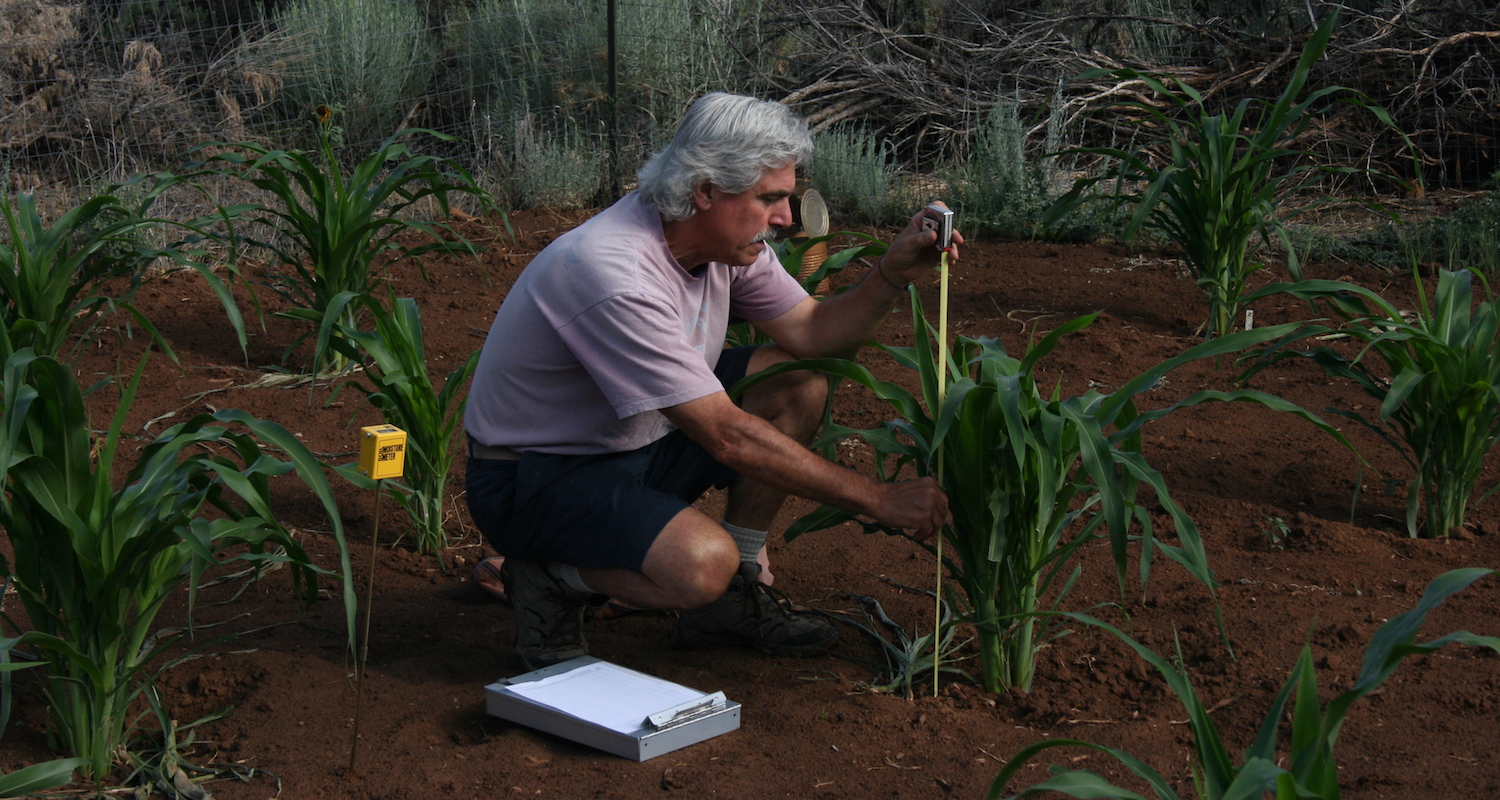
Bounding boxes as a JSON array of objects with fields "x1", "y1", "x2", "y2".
[
  {"x1": 581, "y1": 344, "x2": 826, "y2": 605},
  {"x1": 477, "y1": 346, "x2": 835, "y2": 666},
  {"x1": 682, "y1": 346, "x2": 837, "y2": 655},
  {"x1": 722, "y1": 345, "x2": 828, "y2": 569},
  {"x1": 467, "y1": 448, "x2": 726, "y2": 669},
  {"x1": 586, "y1": 346, "x2": 837, "y2": 656},
  {"x1": 578, "y1": 508, "x2": 739, "y2": 609}
]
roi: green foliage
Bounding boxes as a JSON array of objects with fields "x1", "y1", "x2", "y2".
[
  {"x1": 457, "y1": 0, "x2": 739, "y2": 192},
  {"x1": 274, "y1": 0, "x2": 435, "y2": 147},
  {"x1": 726, "y1": 233, "x2": 885, "y2": 461},
  {"x1": 616, "y1": 0, "x2": 736, "y2": 152},
  {"x1": 1242, "y1": 269, "x2": 1500, "y2": 537},
  {"x1": 1437, "y1": 175, "x2": 1500, "y2": 279},
  {"x1": 509, "y1": 121, "x2": 607, "y2": 210},
  {"x1": 810, "y1": 126, "x2": 900, "y2": 225},
  {"x1": 738, "y1": 292, "x2": 1345, "y2": 692},
  {"x1": 987, "y1": 567, "x2": 1500, "y2": 800},
  {"x1": 1049, "y1": 12, "x2": 1399, "y2": 339},
  {"x1": 457, "y1": 0, "x2": 607, "y2": 203},
  {"x1": 186, "y1": 118, "x2": 488, "y2": 375},
  {"x1": 725, "y1": 232, "x2": 886, "y2": 348},
  {"x1": 457, "y1": 0, "x2": 605, "y2": 128},
  {"x1": 330, "y1": 295, "x2": 479, "y2": 554},
  {"x1": 0, "y1": 350, "x2": 353, "y2": 780},
  {"x1": 1286, "y1": 177, "x2": 1500, "y2": 277},
  {"x1": 0, "y1": 183, "x2": 246, "y2": 364},
  {"x1": 821, "y1": 588, "x2": 969, "y2": 700},
  {"x1": 0, "y1": 756, "x2": 89, "y2": 797},
  {"x1": 944, "y1": 94, "x2": 1048, "y2": 239}
]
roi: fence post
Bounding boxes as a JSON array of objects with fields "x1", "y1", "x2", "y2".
[{"x1": 608, "y1": 0, "x2": 620, "y2": 199}]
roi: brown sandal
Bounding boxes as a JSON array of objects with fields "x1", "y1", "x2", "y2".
[
  {"x1": 590, "y1": 598, "x2": 650, "y2": 620},
  {"x1": 470, "y1": 556, "x2": 509, "y2": 602},
  {"x1": 473, "y1": 555, "x2": 651, "y2": 618}
]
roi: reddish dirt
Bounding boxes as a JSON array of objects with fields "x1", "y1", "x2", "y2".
[{"x1": 4, "y1": 209, "x2": 1500, "y2": 799}]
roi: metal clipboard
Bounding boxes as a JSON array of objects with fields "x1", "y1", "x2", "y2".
[{"x1": 484, "y1": 656, "x2": 741, "y2": 761}]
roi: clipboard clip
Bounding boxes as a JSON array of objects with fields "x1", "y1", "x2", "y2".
[{"x1": 645, "y1": 691, "x2": 727, "y2": 731}]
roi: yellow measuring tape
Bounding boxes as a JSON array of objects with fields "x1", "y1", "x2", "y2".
[{"x1": 934, "y1": 247, "x2": 950, "y2": 698}]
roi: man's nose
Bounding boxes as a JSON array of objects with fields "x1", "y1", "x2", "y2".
[{"x1": 770, "y1": 197, "x2": 793, "y2": 228}]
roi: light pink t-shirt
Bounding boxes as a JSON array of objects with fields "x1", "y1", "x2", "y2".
[{"x1": 464, "y1": 192, "x2": 807, "y2": 455}]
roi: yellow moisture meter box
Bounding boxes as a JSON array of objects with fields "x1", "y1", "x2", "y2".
[{"x1": 358, "y1": 425, "x2": 407, "y2": 480}]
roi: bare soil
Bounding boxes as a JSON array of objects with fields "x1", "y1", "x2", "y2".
[{"x1": 4, "y1": 209, "x2": 1499, "y2": 799}]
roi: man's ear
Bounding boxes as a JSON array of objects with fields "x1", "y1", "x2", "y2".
[{"x1": 693, "y1": 183, "x2": 714, "y2": 212}]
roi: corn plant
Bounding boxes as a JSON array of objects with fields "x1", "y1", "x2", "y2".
[
  {"x1": 1241, "y1": 268, "x2": 1500, "y2": 537},
  {"x1": 329, "y1": 294, "x2": 479, "y2": 553},
  {"x1": 1048, "y1": 12, "x2": 1397, "y2": 339},
  {"x1": 987, "y1": 567, "x2": 1500, "y2": 799},
  {"x1": 184, "y1": 116, "x2": 488, "y2": 376},
  {"x1": 725, "y1": 234, "x2": 885, "y2": 461},
  {"x1": 740, "y1": 292, "x2": 1344, "y2": 693},
  {"x1": 0, "y1": 756, "x2": 88, "y2": 796},
  {"x1": 724, "y1": 233, "x2": 885, "y2": 348},
  {"x1": 0, "y1": 349, "x2": 354, "y2": 780},
  {"x1": 818, "y1": 588, "x2": 969, "y2": 700},
  {"x1": 0, "y1": 183, "x2": 247, "y2": 364}
]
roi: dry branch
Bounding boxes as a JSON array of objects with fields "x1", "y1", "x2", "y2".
[{"x1": 744, "y1": 0, "x2": 1499, "y2": 187}]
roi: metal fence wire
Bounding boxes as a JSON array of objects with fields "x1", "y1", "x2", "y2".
[{"x1": 2, "y1": 0, "x2": 1496, "y2": 210}]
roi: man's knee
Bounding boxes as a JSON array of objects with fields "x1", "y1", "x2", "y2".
[
  {"x1": 643, "y1": 519, "x2": 739, "y2": 608},
  {"x1": 741, "y1": 357, "x2": 828, "y2": 439},
  {"x1": 671, "y1": 536, "x2": 739, "y2": 608}
]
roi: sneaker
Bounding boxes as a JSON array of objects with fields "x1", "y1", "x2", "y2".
[
  {"x1": 678, "y1": 563, "x2": 838, "y2": 657},
  {"x1": 502, "y1": 559, "x2": 590, "y2": 670}
]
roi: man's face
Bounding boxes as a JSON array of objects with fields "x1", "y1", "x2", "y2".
[{"x1": 692, "y1": 163, "x2": 796, "y2": 266}]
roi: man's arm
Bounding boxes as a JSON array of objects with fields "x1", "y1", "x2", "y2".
[
  {"x1": 661, "y1": 391, "x2": 949, "y2": 538},
  {"x1": 755, "y1": 203, "x2": 964, "y2": 359}
]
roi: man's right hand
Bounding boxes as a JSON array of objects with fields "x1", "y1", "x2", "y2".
[{"x1": 871, "y1": 477, "x2": 950, "y2": 540}]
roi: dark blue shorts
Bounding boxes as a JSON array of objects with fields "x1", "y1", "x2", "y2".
[{"x1": 464, "y1": 346, "x2": 756, "y2": 571}]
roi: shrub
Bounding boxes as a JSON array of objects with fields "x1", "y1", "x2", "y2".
[
  {"x1": 457, "y1": 0, "x2": 737, "y2": 190},
  {"x1": 273, "y1": 0, "x2": 436, "y2": 148},
  {"x1": 509, "y1": 120, "x2": 606, "y2": 210},
  {"x1": 1438, "y1": 172, "x2": 1500, "y2": 279},
  {"x1": 810, "y1": 126, "x2": 900, "y2": 225},
  {"x1": 944, "y1": 93, "x2": 1047, "y2": 239},
  {"x1": 456, "y1": 0, "x2": 605, "y2": 145}
]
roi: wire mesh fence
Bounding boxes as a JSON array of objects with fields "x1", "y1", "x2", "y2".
[{"x1": 2, "y1": 0, "x2": 1496, "y2": 220}]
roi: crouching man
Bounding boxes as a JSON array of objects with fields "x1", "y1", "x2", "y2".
[{"x1": 464, "y1": 92, "x2": 959, "y2": 669}]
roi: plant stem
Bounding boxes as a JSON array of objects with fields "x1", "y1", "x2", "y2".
[
  {"x1": 974, "y1": 593, "x2": 1005, "y2": 693},
  {"x1": 1011, "y1": 580, "x2": 1039, "y2": 691}
]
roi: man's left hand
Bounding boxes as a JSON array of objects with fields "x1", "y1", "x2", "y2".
[{"x1": 876, "y1": 202, "x2": 964, "y2": 288}]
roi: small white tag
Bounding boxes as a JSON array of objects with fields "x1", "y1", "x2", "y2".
[{"x1": 1244, "y1": 309, "x2": 1255, "y2": 330}]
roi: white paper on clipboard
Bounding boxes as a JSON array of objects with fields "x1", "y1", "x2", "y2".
[{"x1": 505, "y1": 660, "x2": 709, "y2": 734}]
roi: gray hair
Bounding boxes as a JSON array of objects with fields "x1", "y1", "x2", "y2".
[{"x1": 637, "y1": 93, "x2": 813, "y2": 222}]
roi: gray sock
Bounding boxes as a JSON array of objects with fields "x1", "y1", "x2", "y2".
[
  {"x1": 549, "y1": 563, "x2": 593, "y2": 595},
  {"x1": 721, "y1": 521, "x2": 768, "y2": 564}
]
